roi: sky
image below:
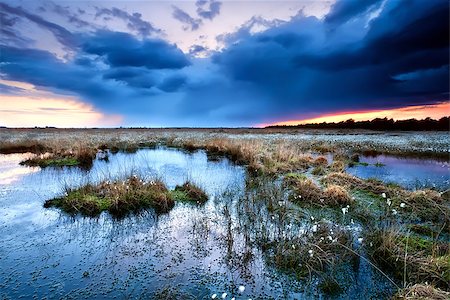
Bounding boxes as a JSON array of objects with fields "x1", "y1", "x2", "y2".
[{"x1": 0, "y1": 0, "x2": 449, "y2": 127}]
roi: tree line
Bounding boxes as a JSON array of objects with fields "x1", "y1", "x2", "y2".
[{"x1": 266, "y1": 117, "x2": 450, "y2": 131}]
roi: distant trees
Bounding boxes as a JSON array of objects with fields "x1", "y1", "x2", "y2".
[{"x1": 266, "y1": 117, "x2": 450, "y2": 131}]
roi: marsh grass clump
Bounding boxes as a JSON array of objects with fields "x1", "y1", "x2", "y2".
[
  {"x1": 329, "y1": 160, "x2": 346, "y2": 173},
  {"x1": 20, "y1": 146, "x2": 96, "y2": 169},
  {"x1": 313, "y1": 156, "x2": 328, "y2": 167},
  {"x1": 322, "y1": 185, "x2": 353, "y2": 206},
  {"x1": 312, "y1": 165, "x2": 327, "y2": 176},
  {"x1": 266, "y1": 222, "x2": 354, "y2": 289},
  {"x1": 367, "y1": 228, "x2": 450, "y2": 289},
  {"x1": 44, "y1": 176, "x2": 175, "y2": 217},
  {"x1": 0, "y1": 140, "x2": 50, "y2": 154},
  {"x1": 404, "y1": 190, "x2": 449, "y2": 222},
  {"x1": 393, "y1": 284, "x2": 450, "y2": 300},
  {"x1": 322, "y1": 172, "x2": 388, "y2": 195},
  {"x1": 172, "y1": 182, "x2": 208, "y2": 204},
  {"x1": 286, "y1": 176, "x2": 322, "y2": 204},
  {"x1": 285, "y1": 175, "x2": 354, "y2": 207}
]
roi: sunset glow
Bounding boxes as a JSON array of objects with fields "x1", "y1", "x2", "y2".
[
  {"x1": 262, "y1": 102, "x2": 450, "y2": 127},
  {"x1": 0, "y1": 95, "x2": 122, "y2": 127}
]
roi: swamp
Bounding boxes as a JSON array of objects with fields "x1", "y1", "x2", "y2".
[{"x1": 0, "y1": 128, "x2": 449, "y2": 299}]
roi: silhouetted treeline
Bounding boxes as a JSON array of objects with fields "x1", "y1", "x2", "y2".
[{"x1": 266, "y1": 117, "x2": 450, "y2": 131}]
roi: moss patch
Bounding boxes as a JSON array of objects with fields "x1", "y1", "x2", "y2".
[
  {"x1": 173, "y1": 182, "x2": 208, "y2": 204},
  {"x1": 21, "y1": 157, "x2": 80, "y2": 168}
]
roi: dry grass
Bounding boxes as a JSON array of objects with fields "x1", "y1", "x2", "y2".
[
  {"x1": 404, "y1": 190, "x2": 449, "y2": 223},
  {"x1": 286, "y1": 176, "x2": 353, "y2": 207},
  {"x1": 323, "y1": 172, "x2": 388, "y2": 195},
  {"x1": 322, "y1": 185, "x2": 353, "y2": 206},
  {"x1": 313, "y1": 156, "x2": 328, "y2": 166},
  {"x1": 0, "y1": 140, "x2": 49, "y2": 154},
  {"x1": 287, "y1": 177, "x2": 323, "y2": 204},
  {"x1": 329, "y1": 160, "x2": 346, "y2": 173},
  {"x1": 393, "y1": 284, "x2": 450, "y2": 300},
  {"x1": 20, "y1": 146, "x2": 97, "y2": 169},
  {"x1": 367, "y1": 228, "x2": 450, "y2": 289}
]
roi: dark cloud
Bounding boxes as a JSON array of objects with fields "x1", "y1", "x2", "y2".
[
  {"x1": 95, "y1": 7, "x2": 161, "y2": 37},
  {"x1": 82, "y1": 31, "x2": 190, "y2": 69},
  {"x1": 0, "y1": 0, "x2": 448, "y2": 126},
  {"x1": 206, "y1": 0, "x2": 449, "y2": 123},
  {"x1": 325, "y1": 0, "x2": 382, "y2": 25},
  {"x1": 172, "y1": 6, "x2": 203, "y2": 31},
  {"x1": 196, "y1": 0, "x2": 222, "y2": 20},
  {"x1": 158, "y1": 74, "x2": 187, "y2": 92},
  {"x1": 0, "y1": 2, "x2": 76, "y2": 48},
  {"x1": 0, "y1": 28, "x2": 193, "y2": 121},
  {"x1": 0, "y1": 11, "x2": 32, "y2": 47},
  {"x1": 46, "y1": 2, "x2": 90, "y2": 28},
  {"x1": 102, "y1": 67, "x2": 157, "y2": 89}
]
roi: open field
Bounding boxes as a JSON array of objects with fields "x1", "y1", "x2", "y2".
[{"x1": 0, "y1": 128, "x2": 449, "y2": 299}]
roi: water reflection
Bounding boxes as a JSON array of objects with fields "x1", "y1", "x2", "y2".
[
  {"x1": 347, "y1": 155, "x2": 450, "y2": 190},
  {"x1": 0, "y1": 153, "x2": 39, "y2": 185},
  {"x1": 0, "y1": 148, "x2": 402, "y2": 298}
]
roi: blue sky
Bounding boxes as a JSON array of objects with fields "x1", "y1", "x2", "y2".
[{"x1": 0, "y1": 0, "x2": 448, "y2": 127}]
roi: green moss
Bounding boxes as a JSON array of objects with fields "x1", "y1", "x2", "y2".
[
  {"x1": 399, "y1": 235, "x2": 434, "y2": 253},
  {"x1": 173, "y1": 182, "x2": 208, "y2": 204},
  {"x1": 374, "y1": 162, "x2": 385, "y2": 167},
  {"x1": 318, "y1": 277, "x2": 343, "y2": 295},
  {"x1": 312, "y1": 166, "x2": 326, "y2": 176},
  {"x1": 21, "y1": 157, "x2": 80, "y2": 168},
  {"x1": 285, "y1": 172, "x2": 307, "y2": 180},
  {"x1": 170, "y1": 190, "x2": 189, "y2": 202},
  {"x1": 408, "y1": 224, "x2": 438, "y2": 238}
]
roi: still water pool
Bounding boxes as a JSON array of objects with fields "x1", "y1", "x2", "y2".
[
  {"x1": 347, "y1": 155, "x2": 450, "y2": 191},
  {"x1": 1, "y1": 148, "x2": 405, "y2": 299}
]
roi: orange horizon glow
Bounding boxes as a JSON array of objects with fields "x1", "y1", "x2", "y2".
[
  {"x1": 0, "y1": 95, "x2": 123, "y2": 128},
  {"x1": 260, "y1": 102, "x2": 450, "y2": 127},
  {"x1": 1, "y1": 80, "x2": 123, "y2": 127}
]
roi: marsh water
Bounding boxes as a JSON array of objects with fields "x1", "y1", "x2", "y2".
[
  {"x1": 347, "y1": 155, "x2": 450, "y2": 191},
  {"x1": 0, "y1": 147, "x2": 446, "y2": 299}
]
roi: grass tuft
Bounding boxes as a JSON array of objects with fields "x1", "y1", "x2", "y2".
[
  {"x1": 44, "y1": 176, "x2": 175, "y2": 217},
  {"x1": 173, "y1": 182, "x2": 208, "y2": 204}
]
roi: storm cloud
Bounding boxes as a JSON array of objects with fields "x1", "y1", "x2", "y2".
[{"x1": 0, "y1": 0, "x2": 448, "y2": 126}]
